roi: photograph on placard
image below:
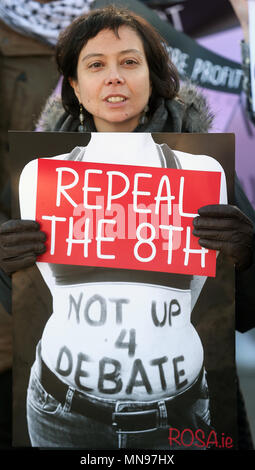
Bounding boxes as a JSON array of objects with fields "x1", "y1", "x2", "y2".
[{"x1": 10, "y1": 131, "x2": 236, "y2": 450}]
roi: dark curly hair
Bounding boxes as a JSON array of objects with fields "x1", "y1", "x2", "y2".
[{"x1": 56, "y1": 5, "x2": 180, "y2": 119}]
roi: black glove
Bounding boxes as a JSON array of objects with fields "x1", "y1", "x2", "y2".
[
  {"x1": 0, "y1": 219, "x2": 46, "y2": 275},
  {"x1": 192, "y1": 204, "x2": 254, "y2": 271}
]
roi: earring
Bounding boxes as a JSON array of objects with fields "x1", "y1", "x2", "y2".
[
  {"x1": 139, "y1": 104, "x2": 149, "y2": 125},
  {"x1": 78, "y1": 104, "x2": 85, "y2": 132}
]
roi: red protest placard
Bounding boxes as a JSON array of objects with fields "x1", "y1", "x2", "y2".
[{"x1": 36, "y1": 158, "x2": 221, "y2": 277}]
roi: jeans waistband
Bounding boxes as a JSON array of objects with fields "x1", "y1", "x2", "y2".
[{"x1": 36, "y1": 342, "x2": 206, "y2": 434}]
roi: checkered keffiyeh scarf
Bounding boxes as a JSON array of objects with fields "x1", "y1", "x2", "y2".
[{"x1": 0, "y1": 0, "x2": 95, "y2": 45}]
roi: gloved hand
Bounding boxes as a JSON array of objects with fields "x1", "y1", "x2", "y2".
[
  {"x1": 0, "y1": 219, "x2": 46, "y2": 275},
  {"x1": 192, "y1": 204, "x2": 254, "y2": 271}
]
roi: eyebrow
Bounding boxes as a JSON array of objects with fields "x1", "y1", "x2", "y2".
[{"x1": 81, "y1": 49, "x2": 144, "y2": 62}]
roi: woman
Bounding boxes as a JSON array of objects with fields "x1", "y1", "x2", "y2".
[{"x1": 1, "y1": 5, "x2": 255, "y2": 449}]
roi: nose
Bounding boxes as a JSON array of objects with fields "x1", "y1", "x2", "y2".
[{"x1": 104, "y1": 66, "x2": 125, "y2": 85}]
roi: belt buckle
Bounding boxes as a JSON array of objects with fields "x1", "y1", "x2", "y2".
[{"x1": 112, "y1": 400, "x2": 159, "y2": 435}]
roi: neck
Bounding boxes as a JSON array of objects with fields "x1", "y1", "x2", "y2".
[
  {"x1": 85, "y1": 133, "x2": 160, "y2": 166},
  {"x1": 93, "y1": 116, "x2": 140, "y2": 133}
]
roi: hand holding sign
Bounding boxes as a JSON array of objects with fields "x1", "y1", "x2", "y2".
[
  {"x1": 0, "y1": 219, "x2": 46, "y2": 275},
  {"x1": 193, "y1": 204, "x2": 254, "y2": 271}
]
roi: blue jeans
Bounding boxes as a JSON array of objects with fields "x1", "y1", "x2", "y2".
[{"x1": 26, "y1": 343, "x2": 211, "y2": 449}]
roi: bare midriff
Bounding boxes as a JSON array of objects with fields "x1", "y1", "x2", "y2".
[{"x1": 41, "y1": 282, "x2": 204, "y2": 402}]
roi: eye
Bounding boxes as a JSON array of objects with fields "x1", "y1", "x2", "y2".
[
  {"x1": 123, "y1": 58, "x2": 139, "y2": 66},
  {"x1": 88, "y1": 61, "x2": 103, "y2": 69}
]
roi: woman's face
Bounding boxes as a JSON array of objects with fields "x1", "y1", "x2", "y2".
[{"x1": 70, "y1": 26, "x2": 152, "y2": 132}]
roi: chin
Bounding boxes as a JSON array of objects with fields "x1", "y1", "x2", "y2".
[
  {"x1": 109, "y1": 114, "x2": 140, "y2": 126},
  {"x1": 94, "y1": 112, "x2": 140, "y2": 131}
]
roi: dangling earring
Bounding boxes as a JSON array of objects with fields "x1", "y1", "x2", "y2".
[
  {"x1": 139, "y1": 104, "x2": 149, "y2": 125},
  {"x1": 78, "y1": 104, "x2": 85, "y2": 132}
]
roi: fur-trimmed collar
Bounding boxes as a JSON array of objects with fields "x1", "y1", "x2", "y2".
[{"x1": 36, "y1": 81, "x2": 213, "y2": 133}]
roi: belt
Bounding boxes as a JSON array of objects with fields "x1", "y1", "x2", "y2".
[{"x1": 40, "y1": 359, "x2": 205, "y2": 434}]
